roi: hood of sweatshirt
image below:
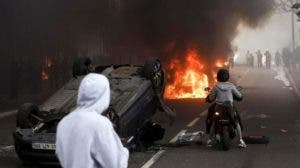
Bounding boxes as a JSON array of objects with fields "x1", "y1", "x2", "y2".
[
  {"x1": 76, "y1": 73, "x2": 110, "y2": 115},
  {"x1": 216, "y1": 82, "x2": 233, "y2": 91}
]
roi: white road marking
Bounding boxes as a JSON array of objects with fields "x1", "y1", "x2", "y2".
[
  {"x1": 186, "y1": 108, "x2": 208, "y2": 127},
  {"x1": 0, "y1": 110, "x2": 17, "y2": 119},
  {"x1": 280, "y1": 129, "x2": 288, "y2": 133},
  {"x1": 0, "y1": 145, "x2": 14, "y2": 150},
  {"x1": 169, "y1": 129, "x2": 187, "y2": 144},
  {"x1": 141, "y1": 150, "x2": 166, "y2": 168},
  {"x1": 199, "y1": 110, "x2": 208, "y2": 117},
  {"x1": 260, "y1": 125, "x2": 266, "y2": 129},
  {"x1": 0, "y1": 145, "x2": 15, "y2": 155},
  {"x1": 140, "y1": 129, "x2": 187, "y2": 168},
  {"x1": 187, "y1": 117, "x2": 200, "y2": 127}
]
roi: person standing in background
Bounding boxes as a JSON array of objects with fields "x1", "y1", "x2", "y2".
[
  {"x1": 246, "y1": 50, "x2": 250, "y2": 66},
  {"x1": 275, "y1": 51, "x2": 281, "y2": 66},
  {"x1": 249, "y1": 53, "x2": 255, "y2": 68},
  {"x1": 265, "y1": 50, "x2": 272, "y2": 69},
  {"x1": 256, "y1": 50, "x2": 263, "y2": 68},
  {"x1": 229, "y1": 55, "x2": 235, "y2": 68}
]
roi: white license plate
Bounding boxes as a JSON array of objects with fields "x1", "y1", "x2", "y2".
[{"x1": 32, "y1": 143, "x2": 56, "y2": 150}]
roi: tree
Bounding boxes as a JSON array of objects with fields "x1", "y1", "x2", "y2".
[{"x1": 276, "y1": 0, "x2": 299, "y2": 51}]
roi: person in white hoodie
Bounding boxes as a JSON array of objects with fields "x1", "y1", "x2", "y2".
[{"x1": 56, "y1": 73, "x2": 129, "y2": 168}]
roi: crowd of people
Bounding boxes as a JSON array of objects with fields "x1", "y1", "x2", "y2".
[
  {"x1": 281, "y1": 47, "x2": 300, "y2": 73},
  {"x1": 245, "y1": 50, "x2": 282, "y2": 69},
  {"x1": 245, "y1": 47, "x2": 300, "y2": 73}
]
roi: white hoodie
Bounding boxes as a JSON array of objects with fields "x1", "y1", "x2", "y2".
[{"x1": 56, "y1": 73, "x2": 129, "y2": 168}]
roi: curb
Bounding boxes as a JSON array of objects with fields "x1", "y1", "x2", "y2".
[
  {"x1": 283, "y1": 67, "x2": 300, "y2": 99},
  {"x1": 0, "y1": 110, "x2": 17, "y2": 119}
]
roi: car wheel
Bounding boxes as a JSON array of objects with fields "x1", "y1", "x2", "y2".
[
  {"x1": 72, "y1": 57, "x2": 93, "y2": 78},
  {"x1": 16, "y1": 103, "x2": 40, "y2": 129},
  {"x1": 105, "y1": 107, "x2": 119, "y2": 131},
  {"x1": 144, "y1": 58, "x2": 165, "y2": 97},
  {"x1": 14, "y1": 143, "x2": 28, "y2": 165}
]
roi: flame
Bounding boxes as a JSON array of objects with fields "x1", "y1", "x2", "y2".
[
  {"x1": 41, "y1": 70, "x2": 49, "y2": 80},
  {"x1": 215, "y1": 59, "x2": 228, "y2": 68},
  {"x1": 164, "y1": 49, "x2": 209, "y2": 99},
  {"x1": 224, "y1": 61, "x2": 229, "y2": 66},
  {"x1": 41, "y1": 57, "x2": 53, "y2": 80},
  {"x1": 45, "y1": 57, "x2": 53, "y2": 68},
  {"x1": 213, "y1": 59, "x2": 229, "y2": 83},
  {"x1": 164, "y1": 51, "x2": 231, "y2": 99}
]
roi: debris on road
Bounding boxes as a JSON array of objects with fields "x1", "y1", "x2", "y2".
[
  {"x1": 243, "y1": 135, "x2": 270, "y2": 144},
  {"x1": 178, "y1": 131, "x2": 204, "y2": 145},
  {"x1": 260, "y1": 125, "x2": 266, "y2": 129},
  {"x1": 258, "y1": 114, "x2": 269, "y2": 119},
  {"x1": 245, "y1": 114, "x2": 271, "y2": 120},
  {"x1": 274, "y1": 67, "x2": 290, "y2": 87},
  {"x1": 280, "y1": 129, "x2": 288, "y2": 133}
]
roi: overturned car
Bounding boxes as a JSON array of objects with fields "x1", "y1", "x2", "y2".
[{"x1": 13, "y1": 58, "x2": 175, "y2": 164}]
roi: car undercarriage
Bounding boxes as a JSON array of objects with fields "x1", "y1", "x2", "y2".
[{"x1": 13, "y1": 58, "x2": 175, "y2": 164}]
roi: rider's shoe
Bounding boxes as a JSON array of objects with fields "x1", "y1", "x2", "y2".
[
  {"x1": 238, "y1": 139, "x2": 247, "y2": 148},
  {"x1": 206, "y1": 139, "x2": 213, "y2": 147}
]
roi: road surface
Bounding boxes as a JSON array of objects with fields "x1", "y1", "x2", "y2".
[{"x1": 0, "y1": 65, "x2": 300, "y2": 168}]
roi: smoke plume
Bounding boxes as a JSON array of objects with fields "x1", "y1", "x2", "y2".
[
  {"x1": 118, "y1": 0, "x2": 275, "y2": 62},
  {"x1": 0, "y1": 0, "x2": 276, "y2": 103}
]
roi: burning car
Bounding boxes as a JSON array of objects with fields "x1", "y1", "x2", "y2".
[
  {"x1": 13, "y1": 57, "x2": 175, "y2": 164},
  {"x1": 164, "y1": 49, "x2": 229, "y2": 100}
]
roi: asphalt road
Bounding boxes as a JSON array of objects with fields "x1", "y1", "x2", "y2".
[{"x1": 1, "y1": 65, "x2": 300, "y2": 168}]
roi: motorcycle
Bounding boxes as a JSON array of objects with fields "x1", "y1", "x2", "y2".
[{"x1": 205, "y1": 86, "x2": 243, "y2": 150}]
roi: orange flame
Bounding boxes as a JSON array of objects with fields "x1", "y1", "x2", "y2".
[
  {"x1": 213, "y1": 59, "x2": 229, "y2": 83},
  {"x1": 215, "y1": 59, "x2": 229, "y2": 68},
  {"x1": 41, "y1": 70, "x2": 49, "y2": 80},
  {"x1": 45, "y1": 57, "x2": 53, "y2": 68},
  {"x1": 41, "y1": 57, "x2": 53, "y2": 80},
  {"x1": 164, "y1": 49, "x2": 209, "y2": 99},
  {"x1": 224, "y1": 61, "x2": 229, "y2": 67}
]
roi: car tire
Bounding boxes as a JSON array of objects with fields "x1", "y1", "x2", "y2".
[
  {"x1": 105, "y1": 107, "x2": 119, "y2": 131},
  {"x1": 16, "y1": 103, "x2": 40, "y2": 129},
  {"x1": 72, "y1": 57, "x2": 92, "y2": 78},
  {"x1": 144, "y1": 58, "x2": 165, "y2": 97}
]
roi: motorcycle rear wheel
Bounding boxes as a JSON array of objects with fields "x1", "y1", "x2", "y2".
[{"x1": 221, "y1": 126, "x2": 230, "y2": 151}]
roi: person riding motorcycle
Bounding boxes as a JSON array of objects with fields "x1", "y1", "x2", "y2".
[{"x1": 205, "y1": 69, "x2": 247, "y2": 148}]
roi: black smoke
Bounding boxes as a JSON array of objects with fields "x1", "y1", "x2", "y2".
[
  {"x1": 118, "y1": 0, "x2": 275, "y2": 62},
  {"x1": 0, "y1": 0, "x2": 275, "y2": 105}
]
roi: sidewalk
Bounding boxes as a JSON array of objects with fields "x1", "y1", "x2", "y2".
[
  {"x1": 0, "y1": 110, "x2": 17, "y2": 119},
  {"x1": 0, "y1": 101, "x2": 17, "y2": 119},
  {"x1": 290, "y1": 68, "x2": 300, "y2": 89},
  {"x1": 282, "y1": 66, "x2": 300, "y2": 99}
]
